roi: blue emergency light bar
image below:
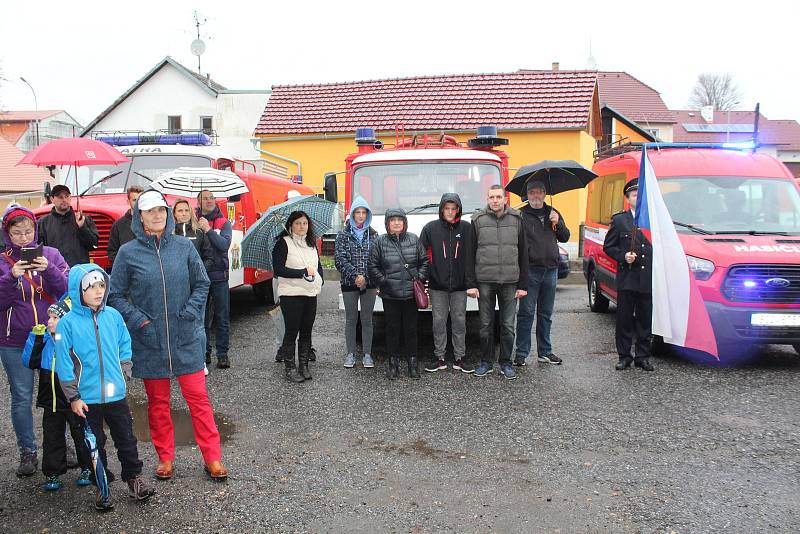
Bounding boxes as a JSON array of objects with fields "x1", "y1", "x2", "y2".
[
  {"x1": 95, "y1": 133, "x2": 212, "y2": 147},
  {"x1": 641, "y1": 141, "x2": 758, "y2": 151}
]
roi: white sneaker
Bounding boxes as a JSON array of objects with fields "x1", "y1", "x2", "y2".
[
  {"x1": 362, "y1": 354, "x2": 375, "y2": 368},
  {"x1": 204, "y1": 364, "x2": 209, "y2": 376},
  {"x1": 344, "y1": 353, "x2": 356, "y2": 368}
]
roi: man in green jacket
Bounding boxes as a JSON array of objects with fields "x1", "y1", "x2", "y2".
[{"x1": 469, "y1": 185, "x2": 528, "y2": 380}]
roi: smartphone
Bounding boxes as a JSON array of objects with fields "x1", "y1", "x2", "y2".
[{"x1": 21, "y1": 245, "x2": 43, "y2": 265}]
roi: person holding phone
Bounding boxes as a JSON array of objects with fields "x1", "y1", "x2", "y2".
[{"x1": 0, "y1": 205, "x2": 69, "y2": 477}]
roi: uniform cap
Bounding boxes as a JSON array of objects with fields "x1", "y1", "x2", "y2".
[{"x1": 623, "y1": 179, "x2": 639, "y2": 195}]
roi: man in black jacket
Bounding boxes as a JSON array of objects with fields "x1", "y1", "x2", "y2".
[
  {"x1": 107, "y1": 185, "x2": 143, "y2": 270},
  {"x1": 38, "y1": 185, "x2": 99, "y2": 267},
  {"x1": 420, "y1": 193, "x2": 475, "y2": 374},
  {"x1": 514, "y1": 180, "x2": 570, "y2": 366},
  {"x1": 602, "y1": 178, "x2": 655, "y2": 371}
]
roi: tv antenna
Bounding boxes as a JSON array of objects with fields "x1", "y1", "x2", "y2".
[{"x1": 191, "y1": 11, "x2": 207, "y2": 74}]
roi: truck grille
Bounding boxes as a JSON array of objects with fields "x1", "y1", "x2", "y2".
[
  {"x1": 734, "y1": 326, "x2": 800, "y2": 340},
  {"x1": 722, "y1": 264, "x2": 800, "y2": 304},
  {"x1": 83, "y1": 210, "x2": 115, "y2": 262}
]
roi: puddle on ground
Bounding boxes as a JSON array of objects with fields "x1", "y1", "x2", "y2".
[{"x1": 128, "y1": 397, "x2": 236, "y2": 445}]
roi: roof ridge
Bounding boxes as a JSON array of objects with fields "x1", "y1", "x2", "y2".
[{"x1": 270, "y1": 69, "x2": 597, "y2": 90}]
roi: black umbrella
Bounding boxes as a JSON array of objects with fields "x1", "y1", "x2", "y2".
[{"x1": 505, "y1": 160, "x2": 597, "y2": 198}]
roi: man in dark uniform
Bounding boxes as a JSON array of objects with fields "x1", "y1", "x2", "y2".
[{"x1": 603, "y1": 178, "x2": 655, "y2": 371}]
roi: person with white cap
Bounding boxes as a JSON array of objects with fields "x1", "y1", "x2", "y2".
[{"x1": 108, "y1": 189, "x2": 229, "y2": 481}]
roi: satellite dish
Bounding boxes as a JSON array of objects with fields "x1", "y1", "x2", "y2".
[{"x1": 190, "y1": 39, "x2": 206, "y2": 57}]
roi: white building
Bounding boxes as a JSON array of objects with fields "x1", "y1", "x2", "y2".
[{"x1": 81, "y1": 56, "x2": 270, "y2": 164}]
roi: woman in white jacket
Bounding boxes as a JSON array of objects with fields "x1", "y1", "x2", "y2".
[{"x1": 272, "y1": 211, "x2": 323, "y2": 383}]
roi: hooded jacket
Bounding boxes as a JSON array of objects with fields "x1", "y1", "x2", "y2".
[
  {"x1": 0, "y1": 205, "x2": 70, "y2": 348},
  {"x1": 108, "y1": 191, "x2": 211, "y2": 379},
  {"x1": 419, "y1": 193, "x2": 476, "y2": 292},
  {"x1": 55, "y1": 264, "x2": 132, "y2": 405},
  {"x1": 37, "y1": 206, "x2": 99, "y2": 266},
  {"x1": 197, "y1": 204, "x2": 232, "y2": 282},
  {"x1": 367, "y1": 208, "x2": 430, "y2": 300},
  {"x1": 334, "y1": 196, "x2": 378, "y2": 291},
  {"x1": 520, "y1": 203, "x2": 570, "y2": 269}
]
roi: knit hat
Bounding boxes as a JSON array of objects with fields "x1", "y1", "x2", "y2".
[
  {"x1": 2, "y1": 206, "x2": 35, "y2": 230},
  {"x1": 526, "y1": 179, "x2": 547, "y2": 194},
  {"x1": 47, "y1": 298, "x2": 71, "y2": 319},
  {"x1": 80, "y1": 270, "x2": 105, "y2": 292}
]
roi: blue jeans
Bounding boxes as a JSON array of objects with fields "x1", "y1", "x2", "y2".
[
  {"x1": 205, "y1": 281, "x2": 230, "y2": 357},
  {"x1": 0, "y1": 346, "x2": 37, "y2": 452},
  {"x1": 477, "y1": 283, "x2": 518, "y2": 366},
  {"x1": 515, "y1": 267, "x2": 558, "y2": 359}
]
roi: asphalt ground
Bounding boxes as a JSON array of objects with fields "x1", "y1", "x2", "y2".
[{"x1": 0, "y1": 277, "x2": 798, "y2": 533}]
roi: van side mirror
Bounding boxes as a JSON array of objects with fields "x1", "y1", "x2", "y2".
[
  {"x1": 43, "y1": 182, "x2": 52, "y2": 203},
  {"x1": 324, "y1": 172, "x2": 338, "y2": 203}
]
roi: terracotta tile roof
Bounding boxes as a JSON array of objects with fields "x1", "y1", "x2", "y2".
[
  {"x1": 0, "y1": 136, "x2": 52, "y2": 193},
  {"x1": 597, "y1": 72, "x2": 676, "y2": 124},
  {"x1": 255, "y1": 71, "x2": 598, "y2": 134},
  {"x1": 0, "y1": 110, "x2": 62, "y2": 122},
  {"x1": 672, "y1": 110, "x2": 800, "y2": 151}
]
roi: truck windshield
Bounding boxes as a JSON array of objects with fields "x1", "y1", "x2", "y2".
[
  {"x1": 60, "y1": 154, "x2": 213, "y2": 195},
  {"x1": 659, "y1": 176, "x2": 800, "y2": 235},
  {"x1": 352, "y1": 162, "x2": 502, "y2": 215}
]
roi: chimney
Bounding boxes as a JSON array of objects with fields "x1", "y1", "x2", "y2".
[
  {"x1": 206, "y1": 73, "x2": 211, "y2": 85},
  {"x1": 552, "y1": 62, "x2": 560, "y2": 71}
]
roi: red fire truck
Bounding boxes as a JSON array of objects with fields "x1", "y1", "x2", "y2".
[
  {"x1": 323, "y1": 126, "x2": 511, "y2": 311},
  {"x1": 35, "y1": 132, "x2": 313, "y2": 300},
  {"x1": 581, "y1": 142, "x2": 800, "y2": 358}
]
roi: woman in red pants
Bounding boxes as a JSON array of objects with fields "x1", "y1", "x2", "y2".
[{"x1": 108, "y1": 190, "x2": 228, "y2": 481}]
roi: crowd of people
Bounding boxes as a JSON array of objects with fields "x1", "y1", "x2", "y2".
[
  {"x1": 0, "y1": 186, "x2": 231, "y2": 512},
  {"x1": 0, "y1": 177, "x2": 654, "y2": 512}
]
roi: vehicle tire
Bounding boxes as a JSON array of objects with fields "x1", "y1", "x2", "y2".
[
  {"x1": 252, "y1": 280, "x2": 274, "y2": 305},
  {"x1": 588, "y1": 271, "x2": 610, "y2": 313},
  {"x1": 793, "y1": 344, "x2": 800, "y2": 356}
]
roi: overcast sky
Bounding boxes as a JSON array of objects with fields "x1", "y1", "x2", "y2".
[{"x1": 2, "y1": 0, "x2": 797, "y2": 127}]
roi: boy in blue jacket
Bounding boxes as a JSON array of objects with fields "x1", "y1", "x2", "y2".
[
  {"x1": 55, "y1": 264, "x2": 154, "y2": 512},
  {"x1": 22, "y1": 298, "x2": 93, "y2": 490}
]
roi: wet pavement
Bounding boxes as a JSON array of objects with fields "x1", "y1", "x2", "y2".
[{"x1": 0, "y1": 280, "x2": 798, "y2": 533}]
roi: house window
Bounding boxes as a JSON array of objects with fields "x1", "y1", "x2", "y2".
[
  {"x1": 201, "y1": 116, "x2": 213, "y2": 134},
  {"x1": 646, "y1": 128, "x2": 660, "y2": 139},
  {"x1": 168, "y1": 115, "x2": 182, "y2": 134}
]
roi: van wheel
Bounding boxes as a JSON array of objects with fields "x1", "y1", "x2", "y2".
[
  {"x1": 794, "y1": 344, "x2": 800, "y2": 356},
  {"x1": 588, "y1": 271, "x2": 610, "y2": 313}
]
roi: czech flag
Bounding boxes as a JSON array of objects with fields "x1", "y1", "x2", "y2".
[{"x1": 634, "y1": 147, "x2": 719, "y2": 359}]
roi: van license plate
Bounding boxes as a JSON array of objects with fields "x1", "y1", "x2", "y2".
[{"x1": 750, "y1": 313, "x2": 800, "y2": 327}]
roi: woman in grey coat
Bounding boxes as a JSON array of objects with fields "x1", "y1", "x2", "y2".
[{"x1": 108, "y1": 190, "x2": 228, "y2": 481}]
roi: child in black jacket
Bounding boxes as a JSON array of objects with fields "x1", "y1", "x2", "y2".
[{"x1": 21, "y1": 299, "x2": 92, "y2": 490}]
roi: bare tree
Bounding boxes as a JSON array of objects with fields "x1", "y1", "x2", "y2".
[{"x1": 688, "y1": 73, "x2": 742, "y2": 111}]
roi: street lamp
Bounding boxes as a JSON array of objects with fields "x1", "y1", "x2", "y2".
[{"x1": 19, "y1": 76, "x2": 40, "y2": 147}]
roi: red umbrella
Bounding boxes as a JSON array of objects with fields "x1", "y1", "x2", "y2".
[{"x1": 17, "y1": 137, "x2": 130, "y2": 211}]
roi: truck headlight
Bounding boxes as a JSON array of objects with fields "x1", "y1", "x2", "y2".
[{"x1": 686, "y1": 255, "x2": 715, "y2": 281}]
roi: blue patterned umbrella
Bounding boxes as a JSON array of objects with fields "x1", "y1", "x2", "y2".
[
  {"x1": 83, "y1": 419, "x2": 111, "y2": 508},
  {"x1": 241, "y1": 195, "x2": 339, "y2": 271}
]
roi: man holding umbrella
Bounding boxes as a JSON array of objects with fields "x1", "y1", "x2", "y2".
[
  {"x1": 513, "y1": 180, "x2": 570, "y2": 366},
  {"x1": 38, "y1": 185, "x2": 99, "y2": 267}
]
